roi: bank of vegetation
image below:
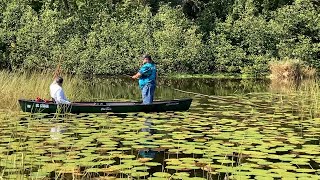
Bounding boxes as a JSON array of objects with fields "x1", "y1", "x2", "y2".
[{"x1": 0, "y1": 0, "x2": 319, "y2": 77}]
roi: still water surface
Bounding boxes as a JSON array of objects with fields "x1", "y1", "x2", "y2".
[{"x1": 0, "y1": 77, "x2": 319, "y2": 179}]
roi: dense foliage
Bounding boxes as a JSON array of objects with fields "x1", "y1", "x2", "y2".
[{"x1": 0, "y1": 0, "x2": 319, "y2": 76}]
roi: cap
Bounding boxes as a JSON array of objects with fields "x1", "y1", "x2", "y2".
[{"x1": 142, "y1": 54, "x2": 151, "y2": 60}]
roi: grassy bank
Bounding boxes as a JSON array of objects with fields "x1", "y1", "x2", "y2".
[
  {"x1": 0, "y1": 71, "x2": 77, "y2": 111},
  {"x1": 0, "y1": 71, "x2": 139, "y2": 111}
]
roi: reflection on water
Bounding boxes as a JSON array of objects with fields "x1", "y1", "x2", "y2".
[
  {"x1": 72, "y1": 77, "x2": 272, "y2": 102},
  {"x1": 141, "y1": 119, "x2": 152, "y2": 133},
  {"x1": 139, "y1": 119, "x2": 157, "y2": 159},
  {"x1": 139, "y1": 150, "x2": 156, "y2": 159},
  {"x1": 163, "y1": 78, "x2": 271, "y2": 96},
  {"x1": 69, "y1": 76, "x2": 319, "y2": 103},
  {"x1": 269, "y1": 78, "x2": 319, "y2": 94},
  {"x1": 50, "y1": 126, "x2": 65, "y2": 140}
]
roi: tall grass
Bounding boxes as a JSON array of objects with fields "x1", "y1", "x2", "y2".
[
  {"x1": 269, "y1": 58, "x2": 317, "y2": 80},
  {"x1": 0, "y1": 71, "x2": 55, "y2": 110},
  {"x1": 297, "y1": 79, "x2": 320, "y2": 118},
  {"x1": 0, "y1": 71, "x2": 139, "y2": 111},
  {"x1": 269, "y1": 78, "x2": 320, "y2": 118},
  {"x1": 0, "y1": 71, "x2": 187, "y2": 111}
]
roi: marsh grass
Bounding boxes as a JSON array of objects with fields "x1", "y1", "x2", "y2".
[
  {"x1": 270, "y1": 78, "x2": 320, "y2": 118},
  {"x1": 0, "y1": 71, "x2": 140, "y2": 111},
  {"x1": 269, "y1": 58, "x2": 317, "y2": 80},
  {"x1": 296, "y1": 79, "x2": 320, "y2": 118},
  {"x1": 0, "y1": 71, "x2": 77, "y2": 111}
]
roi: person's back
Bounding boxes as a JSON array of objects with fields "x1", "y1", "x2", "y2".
[{"x1": 50, "y1": 77, "x2": 71, "y2": 104}]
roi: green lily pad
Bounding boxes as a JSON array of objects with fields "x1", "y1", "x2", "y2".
[
  {"x1": 144, "y1": 162, "x2": 161, "y2": 166},
  {"x1": 173, "y1": 172, "x2": 190, "y2": 178},
  {"x1": 132, "y1": 166, "x2": 150, "y2": 171},
  {"x1": 295, "y1": 168, "x2": 316, "y2": 173},
  {"x1": 131, "y1": 171, "x2": 149, "y2": 177},
  {"x1": 153, "y1": 172, "x2": 171, "y2": 178},
  {"x1": 85, "y1": 168, "x2": 102, "y2": 173}
]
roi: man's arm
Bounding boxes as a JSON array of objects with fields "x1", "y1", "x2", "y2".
[
  {"x1": 132, "y1": 64, "x2": 152, "y2": 79},
  {"x1": 56, "y1": 89, "x2": 71, "y2": 104}
]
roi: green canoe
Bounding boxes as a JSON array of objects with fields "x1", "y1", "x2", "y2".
[{"x1": 18, "y1": 98, "x2": 192, "y2": 113}]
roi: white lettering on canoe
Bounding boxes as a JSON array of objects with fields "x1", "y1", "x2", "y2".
[
  {"x1": 40, "y1": 104, "x2": 49, "y2": 108},
  {"x1": 101, "y1": 107, "x2": 112, "y2": 111},
  {"x1": 35, "y1": 104, "x2": 49, "y2": 108}
]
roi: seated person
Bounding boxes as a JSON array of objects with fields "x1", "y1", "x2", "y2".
[{"x1": 50, "y1": 76, "x2": 71, "y2": 104}]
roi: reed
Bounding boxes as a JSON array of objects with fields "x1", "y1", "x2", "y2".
[
  {"x1": 269, "y1": 58, "x2": 317, "y2": 80},
  {"x1": 0, "y1": 71, "x2": 51, "y2": 110},
  {"x1": 269, "y1": 77, "x2": 320, "y2": 119},
  {"x1": 0, "y1": 70, "x2": 90, "y2": 111},
  {"x1": 296, "y1": 79, "x2": 320, "y2": 118}
]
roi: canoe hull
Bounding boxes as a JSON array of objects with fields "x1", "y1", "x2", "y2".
[{"x1": 18, "y1": 99, "x2": 192, "y2": 113}]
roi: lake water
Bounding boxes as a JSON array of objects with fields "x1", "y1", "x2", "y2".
[{"x1": 0, "y1": 77, "x2": 319, "y2": 179}]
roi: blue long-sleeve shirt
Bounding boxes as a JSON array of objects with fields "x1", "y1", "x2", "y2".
[{"x1": 138, "y1": 63, "x2": 157, "y2": 89}]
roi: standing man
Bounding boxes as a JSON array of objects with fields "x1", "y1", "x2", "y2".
[
  {"x1": 132, "y1": 54, "x2": 157, "y2": 104},
  {"x1": 50, "y1": 76, "x2": 71, "y2": 104}
]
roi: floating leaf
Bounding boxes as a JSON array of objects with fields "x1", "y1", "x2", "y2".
[
  {"x1": 131, "y1": 171, "x2": 149, "y2": 177},
  {"x1": 132, "y1": 166, "x2": 150, "y2": 171},
  {"x1": 144, "y1": 162, "x2": 161, "y2": 166},
  {"x1": 153, "y1": 172, "x2": 171, "y2": 178},
  {"x1": 295, "y1": 169, "x2": 316, "y2": 173}
]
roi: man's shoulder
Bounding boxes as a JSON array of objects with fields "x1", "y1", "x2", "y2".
[
  {"x1": 50, "y1": 83, "x2": 62, "y2": 90},
  {"x1": 140, "y1": 63, "x2": 150, "y2": 70}
]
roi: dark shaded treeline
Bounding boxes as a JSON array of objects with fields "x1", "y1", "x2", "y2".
[{"x1": 0, "y1": 0, "x2": 319, "y2": 76}]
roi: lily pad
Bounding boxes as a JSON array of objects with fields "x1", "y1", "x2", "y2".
[{"x1": 153, "y1": 172, "x2": 171, "y2": 178}]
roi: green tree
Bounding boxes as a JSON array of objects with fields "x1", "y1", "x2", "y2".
[{"x1": 274, "y1": 0, "x2": 320, "y2": 68}]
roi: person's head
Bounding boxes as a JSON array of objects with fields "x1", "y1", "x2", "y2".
[
  {"x1": 142, "y1": 54, "x2": 152, "y2": 64},
  {"x1": 54, "y1": 76, "x2": 64, "y2": 86}
]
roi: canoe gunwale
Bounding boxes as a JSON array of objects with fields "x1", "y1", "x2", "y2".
[
  {"x1": 18, "y1": 98, "x2": 192, "y2": 106},
  {"x1": 18, "y1": 98, "x2": 193, "y2": 113}
]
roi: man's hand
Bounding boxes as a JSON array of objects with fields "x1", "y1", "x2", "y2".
[
  {"x1": 131, "y1": 75, "x2": 138, "y2": 79},
  {"x1": 132, "y1": 72, "x2": 142, "y2": 79}
]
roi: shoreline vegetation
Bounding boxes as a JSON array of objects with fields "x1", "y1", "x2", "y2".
[
  {"x1": 169, "y1": 58, "x2": 318, "y2": 79},
  {"x1": 0, "y1": 0, "x2": 319, "y2": 77}
]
